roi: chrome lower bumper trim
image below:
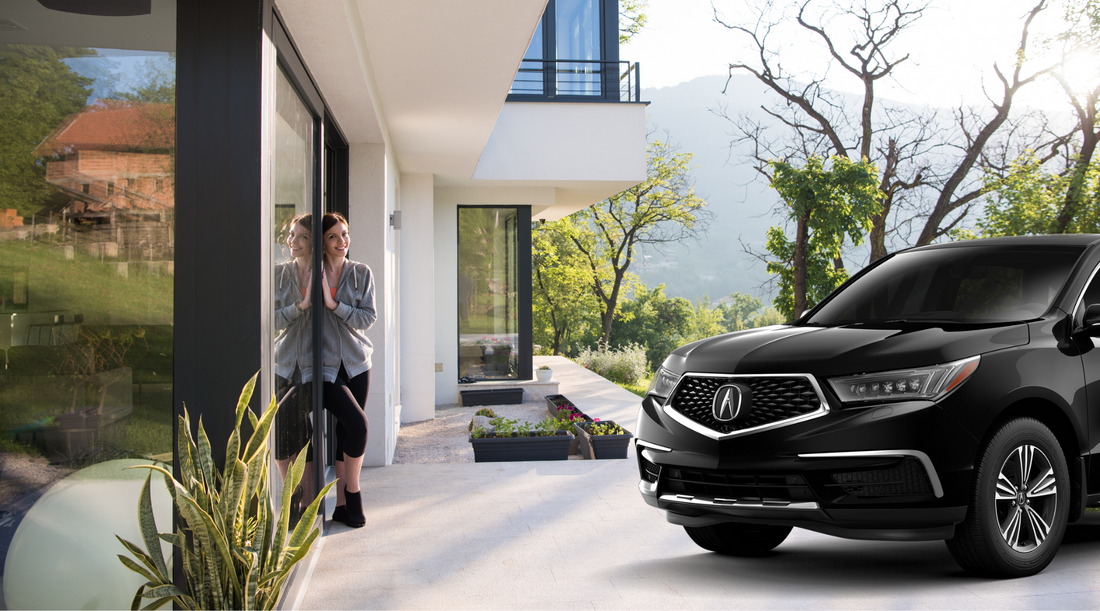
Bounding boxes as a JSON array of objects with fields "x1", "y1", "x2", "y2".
[
  {"x1": 636, "y1": 439, "x2": 671, "y2": 452},
  {"x1": 797, "y1": 449, "x2": 944, "y2": 498},
  {"x1": 659, "y1": 493, "x2": 819, "y2": 511}
]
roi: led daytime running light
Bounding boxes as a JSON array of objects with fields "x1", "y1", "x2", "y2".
[{"x1": 828, "y1": 356, "x2": 980, "y2": 405}]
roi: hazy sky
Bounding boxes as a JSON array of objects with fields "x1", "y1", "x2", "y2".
[{"x1": 623, "y1": 0, "x2": 1078, "y2": 109}]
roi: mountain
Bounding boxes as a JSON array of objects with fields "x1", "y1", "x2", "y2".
[{"x1": 636, "y1": 74, "x2": 784, "y2": 304}]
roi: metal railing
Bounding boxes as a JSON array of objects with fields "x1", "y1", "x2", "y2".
[{"x1": 509, "y1": 60, "x2": 641, "y2": 102}]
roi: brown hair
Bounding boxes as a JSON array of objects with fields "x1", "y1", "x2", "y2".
[
  {"x1": 322, "y1": 212, "x2": 348, "y2": 234},
  {"x1": 289, "y1": 212, "x2": 312, "y2": 232}
]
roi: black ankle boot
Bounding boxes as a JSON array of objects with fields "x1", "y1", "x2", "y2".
[{"x1": 344, "y1": 487, "x2": 365, "y2": 528}]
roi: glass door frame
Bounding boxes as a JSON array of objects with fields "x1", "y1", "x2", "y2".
[{"x1": 272, "y1": 10, "x2": 349, "y2": 520}]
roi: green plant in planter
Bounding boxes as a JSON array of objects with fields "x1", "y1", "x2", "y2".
[
  {"x1": 484, "y1": 416, "x2": 562, "y2": 438},
  {"x1": 586, "y1": 421, "x2": 626, "y2": 436},
  {"x1": 114, "y1": 372, "x2": 334, "y2": 610},
  {"x1": 537, "y1": 365, "x2": 551, "y2": 371},
  {"x1": 474, "y1": 408, "x2": 497, "y2": 418}
]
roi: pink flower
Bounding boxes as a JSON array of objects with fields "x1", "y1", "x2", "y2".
[{"x1": 594, "y1": 418, "x2": 601, "y2": 422}]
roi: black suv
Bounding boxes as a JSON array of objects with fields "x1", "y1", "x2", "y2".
[{"x1": 636, "y1": 235, "x2": 1100, "y2": 577}]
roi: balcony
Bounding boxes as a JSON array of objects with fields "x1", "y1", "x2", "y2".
[{"x1": 508, "y1": 59, "x2": 642, "y2": 103}]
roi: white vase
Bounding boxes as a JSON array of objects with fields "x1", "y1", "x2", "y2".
[{"x1": 535, "y1": 369, "x2": 553, "y2": 382}]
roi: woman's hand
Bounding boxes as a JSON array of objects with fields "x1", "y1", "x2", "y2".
[
  {"x1": 297, "y1": 270, "x2": 312, "y2": 311},
  {"x1": 322, "y1": 270, "x2": 339, "y2": 310}
]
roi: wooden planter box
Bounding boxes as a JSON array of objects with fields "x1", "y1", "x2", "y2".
[
  {"x1": 460, "y1": 387, "x2": 524, "y2": 406},
  {"x1": 573, "y1": 421, "x2": 633, "y2": 460},
  {"x1": 469, "y1": 430, "x2": 574, "y2": 462}
]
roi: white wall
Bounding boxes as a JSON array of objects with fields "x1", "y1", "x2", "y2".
[
  {"x1": 433, "y1": 194, "x2": 459, "y2": 406},
  {"x1": 398, "y1": 173, "x2": 436, "y2": 422},
  {"x1": 473, "y1": 102, "x2": 647, "y2": 183},
  {"x1": 349, "y1": 142, "x2": 396, "y2": 466}
]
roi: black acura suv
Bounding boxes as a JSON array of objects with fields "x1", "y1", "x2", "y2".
[{"x1": 636, "y1": 235, "x2": 1100, "y2": 577}]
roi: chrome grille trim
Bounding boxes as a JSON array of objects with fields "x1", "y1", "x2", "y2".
[
  {"x1": 662, "y1": 372, "x2": 829, "y2": 440},
  {"x1": 660, "y1": 494, "x2": 819, "y2": 511}
]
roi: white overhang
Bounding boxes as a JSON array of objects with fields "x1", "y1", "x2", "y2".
[{"x1": 278, "y1": 0, "x2": 546, "y2": 178}]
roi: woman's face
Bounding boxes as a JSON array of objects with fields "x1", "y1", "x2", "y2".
[
  {"x1": 324, "y1": 221, "x2": 350, "y2": 261},
  {"x1": 287, "y1": 222, "x2": 311, "y2": 259}
]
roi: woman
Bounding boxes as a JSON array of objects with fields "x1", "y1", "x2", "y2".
[
  {"x1": 318, "y1": 212, "x2": 375, "y2": 528},
  {"x1": 273, "y1": 213, "x2": 316, "y2": 520}
]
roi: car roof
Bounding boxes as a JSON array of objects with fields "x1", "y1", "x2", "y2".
[{"x1": 909, "y1": 234, "x2": 1100, "y2": 251}]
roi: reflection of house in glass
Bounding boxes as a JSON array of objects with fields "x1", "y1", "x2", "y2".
[{"x1": 34, "y1": 101, "x2": 175, "y2": 264}]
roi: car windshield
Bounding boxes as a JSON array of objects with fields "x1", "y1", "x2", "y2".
[{"x1": 805, "y1": 245, "x2": 1086, "y2": 326}]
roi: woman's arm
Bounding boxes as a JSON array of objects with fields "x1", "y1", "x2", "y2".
[{"x1": 332, "y1": 264, "x2": 377, "y2": 331}]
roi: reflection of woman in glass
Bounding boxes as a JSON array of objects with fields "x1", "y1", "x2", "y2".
[
  {"x1": 319, "y1": 212, "x2": 375, "y2": 528},
  {"x1": 273, "y1": 213, "x2": 315, "y2": 518}
]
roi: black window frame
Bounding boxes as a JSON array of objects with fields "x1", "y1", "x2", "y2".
[
  {"x1": 506, "y1": 0, "x2": 622, "y2": 102},
  {"x1": 456, "y1": 205, "x2": 532, "y2": 382}
]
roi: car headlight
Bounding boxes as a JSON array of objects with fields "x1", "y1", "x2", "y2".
[
  {"x1": 828, "y1": 355, "x2": 980, "y2": 405},
  {"x1": 647, "y1": 367, "x2": 682, "y2": 400}
]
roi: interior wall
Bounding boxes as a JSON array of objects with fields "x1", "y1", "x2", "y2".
[{"x1": 398, "y1": 173, "x2": 436, "y2": 422}]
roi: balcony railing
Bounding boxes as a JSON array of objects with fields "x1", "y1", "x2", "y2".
[{"x1": 508, "y1": 60, "x2": 641, "y2": 102}]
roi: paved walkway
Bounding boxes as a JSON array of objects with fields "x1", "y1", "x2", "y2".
[{"x1": 296, "y1": 357, "x2": 1100, "y2": 609}]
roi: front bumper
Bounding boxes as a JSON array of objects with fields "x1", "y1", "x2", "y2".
[{"x1": 635, "y1": 393, "x2": 975, "y2": 541}]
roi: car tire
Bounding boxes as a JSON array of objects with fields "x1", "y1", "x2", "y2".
[
  {"x1": 946, "y1": 418, "x2": 1069, "y2": 577},
  {"x1": 684, "y1": 522, "x2": 792, "y2": 556}
]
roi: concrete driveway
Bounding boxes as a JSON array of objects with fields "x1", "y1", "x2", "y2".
[{"x1": 296, "y1": 357, "x2": 1100, "y2": 609}]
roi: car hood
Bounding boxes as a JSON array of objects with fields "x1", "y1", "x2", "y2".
[{"x1": 670, "y1": 322, "x2": 1029, "y2": 377}]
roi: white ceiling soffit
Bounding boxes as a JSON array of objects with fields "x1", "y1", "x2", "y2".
[
  {"x1": 276, "y1": 0, "x2": 384, "y2": 145},
  {"x1": 353, "y1": 0, "x2": 546, "y2": 180}
]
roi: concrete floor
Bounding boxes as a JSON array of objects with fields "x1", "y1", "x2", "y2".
[{"x1": 296, "y1": 357, "x2": 1100, "y2": 609}]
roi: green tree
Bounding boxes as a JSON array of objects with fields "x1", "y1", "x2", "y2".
[
  {"x1": 767, "y1": 155, "x2": 881, "y2": 320},
  {"x1": 611, "y1": 283, "x2": 692, "y2": 368},
  {"x1": 620, "y1": 0, "x2": 649, "y2": 44},
  {"x1": 718, "y1": 292, "x2": 764, "y2": 331},
  {"x1": 978, "y1": 151, "x2": 1100, "y2": 237},
  {"x1": 1051, "y1": 0, "x2": 1100, "y2": 232},
  {"x1": 0, "y1": 45, "x2": 93, "y2": 217},
  {"x1": 565, "y1": 139, "x2": 711, "y2": 347},
  {"x1": 532, "y1": 219, "x2": 601, "y2": 354}
]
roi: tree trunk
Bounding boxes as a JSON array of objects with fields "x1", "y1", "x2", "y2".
[
  {"x1": 793, "y1": 214, "x2": 809, "y2": 319},
  {"x1": 1054, "y1": 127, "x2": 1098, "y2": 233}
]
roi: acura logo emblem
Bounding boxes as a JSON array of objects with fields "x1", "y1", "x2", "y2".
[{"x1": 713, "y1": 384, "x2": 752, "y2": 423}]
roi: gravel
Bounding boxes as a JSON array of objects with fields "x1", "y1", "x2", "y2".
[{"x1": 392, "y1": 402, "x2": 583, "y2": 464}]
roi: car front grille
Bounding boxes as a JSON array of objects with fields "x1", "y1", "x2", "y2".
[
  {"x1": 667, "y1": 375, "x2": 824, "y2": 435},
  {"x1": 663, "y1": 467, "x2": 816, "y2": 504}
]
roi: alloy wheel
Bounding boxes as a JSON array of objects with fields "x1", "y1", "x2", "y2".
[{"x1": 994, "y1": 443, "x2": 1058, "y2": 552}]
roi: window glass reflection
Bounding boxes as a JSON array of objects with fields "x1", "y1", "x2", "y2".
[
  {"x1": 458, "y1": 208, "x2": 519, "y2": 380},
  {"x1": 557, "y1": 0, "x2": 601, "y2": 95},
  {"x1": 272, "y1": 66, "x2": 314, "y2": 527},
  {"x1": 0, "y1": 10, "x2": 175, "y2": 608}
]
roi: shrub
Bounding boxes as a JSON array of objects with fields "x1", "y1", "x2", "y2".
[{"x1": 575, "y1": 343, "x2": 647, "y2": 384}]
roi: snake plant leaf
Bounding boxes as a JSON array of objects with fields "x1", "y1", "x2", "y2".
[
  {"x1": 159, "y1": 531, "x2": 184, "y2": 549},
  {"x1": 141, "y1": 585, "x2": 189, "y2": 599},
  {"x1": 217, "y1": 458, "x2": 247, "y2": 539},
  {"x1": 235, "y1": 371, "x2": 258, "y2": 429},
  {"x1": 115, "y1": 549, "x2": 163, "y2": 585},
  {"x1": 241, "y1": 396, "x2": 278, "y2": 463},
  {"x1": 115, "y1": 536, "x2": 167, "y2": 584},
  {"x1": 245, "y1": 550, "x2": 260, "y2": 610},
  {"x1": 129, "y1": 583, "x2": 145, "y2": 611},
  {"x1": 286, "y1": 479, "x2": 336, "y2": 551},
  {"x1": 135, "y1": 472, "x2": 170, "y2": 578},
  {"x1": 177, "y1": 411, "x2": 196, "y2": 486},
  {"x1": 138, "y1": 596, "x2": 175, "y2": 611},
  {"x1": 175, "y1": 493, "x2": 233, "y2": 604},
  {"x1": 195, "y1": 416, "x2": 217, "y2": 493},
  {"x1": 271, "y1": 440, "x2": 309, "y2": 561}
]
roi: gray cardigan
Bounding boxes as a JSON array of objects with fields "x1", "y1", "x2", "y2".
[{"x1": 274, "y1": 260, "x2": 377, "y2": 383}]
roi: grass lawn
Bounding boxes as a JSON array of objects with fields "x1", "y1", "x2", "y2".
[{"x1": 618, "y1": 376, "x2": 651, "y2": 398}]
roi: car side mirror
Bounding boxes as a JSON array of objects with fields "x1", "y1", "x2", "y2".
[{"x1": 1084, "y1": 304, "x2": 1100, "y2": 331}]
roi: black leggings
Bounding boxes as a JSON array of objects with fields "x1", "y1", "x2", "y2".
[{"x1": 325, "y1": 365, "x2": 370, "y2": 459}]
